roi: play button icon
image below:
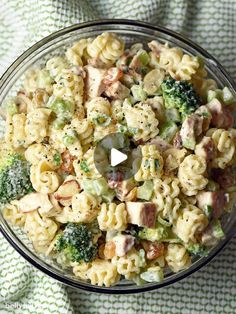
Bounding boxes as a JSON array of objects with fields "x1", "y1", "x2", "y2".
[
  {"x1": 111, "y1": 148, "x2": 127, "y2": 167},
  {"x1": 94, "y1": 133, "x2": 142, "y2": 181}
]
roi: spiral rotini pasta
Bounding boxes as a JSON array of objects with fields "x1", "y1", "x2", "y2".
[
  {"x1": 206, "y1": 128, "x2": 235, "y2": 169},
  {"x1": 24, "y1": 211, "x2": 58, "y2": 253},
  {"x1": 87, "y1": 32, "x2": 124, "y2": 66},
  {"x1": 2, "y1": 200, "x2": 26, "y2": 227},
  {"x1": 87, "y1": 259, "x2": 120, "y2": 287},
  {"x1": 112, "y1": 248, "x2": 146, "y2": 279},
  {"x1": 5, "y1": 113, "x2": 28, "y2": 148},
  {"x1": 165, "y1": 244, "x2": 191, "y2": 273},
  {"x1": 97, "y1": 203, "x2": 127, "y2": 231},
  {"x1": 71, "y1": 261, "x2": 91, "y2": 280},
  {"x1": 71, "y1": 118, "x2": 94, "y2": 146},
  {"x1": 25, "y1": 108, "x2": 51, "y2": 145},
  {"x1": 85, "y1": 97, "x2": 111, "y2": 123},
  {"x1": 124, "y1": 102, "x2": 159, "y2": 142},
  {"x1": 46, "y1": 56, "x2": 69, "y2": 81},
  {"x1": 73, "y1": 147, "x2": 105, "y2": 179},
  {"x1": 30, "y1": 160, "x2": 60, "y2": 194},
  {"x1": 174, "y1": 205, "x2": 208, "y2": 243},
  {"x1": 66, "y1": 38, "x2": 92, "y2": 66},
  {"x1": 134, "y1": 145, "x2": 163, "y2": 181},
  {"x1": 178, "y1": 155, "x2": 208, "y2": 196},
  {"x1": 24, "y1": 68, "x2": 53, "y2": 94},
  {"x1": 53, "y1": 70, "x2": 84, "y2": 106},
  {"x1": 176, "y1": 54, "x2": 199, "y2": 81},
  {"x1": 93, "y1": 123, "x2": 117, "y2": 142},
  {"x1": 152, "y1": 177, "x2": 181, "y2": 222},
  {"x1": 47, "y1": 127, "x2": 66, "y2": 154}
]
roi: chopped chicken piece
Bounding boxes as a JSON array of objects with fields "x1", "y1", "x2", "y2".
[
  {"x1": 126, "y1": 202, "x2": 157, "y2": 228},
  {"x1": 85, "y1": 65, "x2": 106, "y2": 99},
  {"x1": 112, "y1": 234, "x2": 135, "y2": 257},
  {"x1": 207, "y1": 98, "x2": 234, "y2": 129},
  {"x1": 173, "y1": 132, "x2": 183, "y2": 149},
  {"x1": 195, "y1": 136, "x2": 216, "y2": 162},
  {"x1": 116, "y1": 179, "x2": 137, "y2": 202},
  {"x1": 103, "y1": 67, "x2": 123, "y2": 85},
  {"x1": 148, "y1": 136, "x2": 172, "y2": 152},
  {"x1": 196, "y1": 190, "x2": 227, "y2": 219},
  {"x1": 54, "y1": 176, "x2": 80, "y2": 206},
  {"x1": 180, "y1": 113, "x2": 203, "y2": 150},
  {"x1": 195, "y1": 105, "x2": 212, "y2": 131},
  {"x1": 104, "y1": 81, "x2": 130, "y2": 100},
  {"x1": 201, "y1": 226, "x2": 219, "y2": 247}
]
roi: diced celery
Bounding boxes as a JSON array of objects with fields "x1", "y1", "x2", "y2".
[
  {"x1": 207, "y1": 89, "x2": 221, "y2": 103},
  {"x1": 80, "y1": 161, "x2": 90, "y2": 173},
  {"x1": 212, "y1": 219, "x2": 224, "y2": 239},
  {"x1": 207, "y1": 87, "x2": 235, "y2": 106},
  {"x1": 53, "y1": 118, "x2": 67, "y2": 130},
  {"x1": 131, "y1": 84, "x2": 147, "y2": 102},
  {"x1": 123, "y1": 97, "x2": 135, "y2": 107},
  {"x1": 137, "y1": 180, "x2": 154, "y2": 201},
  {"x1": 81, "y1": 178, "x2": 115, "y2": 202},
  {"x1": 138, "y1": 249, "x2": 146, "y2": 268},
  {"x1": 132, "y1": 275, "x2": 146, "y2": 286},
  {"x1": 47, "y1": 96, "x2": 74, "y2": 128},
  {"x1": 6, "y1": 102, "x2": 18, "y2": 116},
  {"x1": 159, "y1": 121, "x2": 178, "y2": 143},
  {"x1": 102, "y1": 189, "x2": 115, "y2": 202},
  {"x1": 187, "y1": 243, "x2": 208, "y2": 256},
  {"x1": 165, "y1": 108, "x2": 181, "y2": 122},
  {"x1": 138, "y1": 224, "x2": 169, "y2": 242},
  {"x1": 93, "y1": 114, "x2": 111, "y2": 127},
  {"x1": 137, "y1": 50, "x2": 150, "y2": 66},
  {"x1": 182, "y1": 138, "x2": 195, "y2": 150},
  {"x1": 37, "y1": 69, "x2": 52, "y2": 89},
  {"x1": 140, "y1": 266, "x2": 164, "y2": 283},
  {"x1": 222, "y1": 87, "x2": 235, "y2": 105},
  {"x1": 62, "y1": 129, "x2": 77, "y2": 146}
]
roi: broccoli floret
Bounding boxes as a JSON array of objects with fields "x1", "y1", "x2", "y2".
[
  {"x1": 55, "y1": 223, "x2": 97, "y2": 263},
  {"x1": 161, "y1": 77, "x2": 200, "y2": 119},
  {"x1": 0, "y1": 152, "x2": 34, "y2": 204}
]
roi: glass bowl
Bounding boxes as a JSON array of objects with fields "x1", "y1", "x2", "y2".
[{"x1": 0, "y1": 19, "x2": 236, "y2": 294}]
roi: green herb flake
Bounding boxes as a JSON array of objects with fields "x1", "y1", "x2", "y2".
[{"x1": 53, "y1": 153, "x2": 62, "y2": 166}]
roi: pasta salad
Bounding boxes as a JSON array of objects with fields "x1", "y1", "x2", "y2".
[{"x1": 1, "y1": 32, "x2": 236, "y2": 287}]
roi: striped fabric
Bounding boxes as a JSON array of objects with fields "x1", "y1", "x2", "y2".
[{"x1": 0, "y1": 0, "x2": 236, "y2": 313}]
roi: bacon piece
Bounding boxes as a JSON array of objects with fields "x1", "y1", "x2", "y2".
[{"x1": 60, "y1": 150, "x2": 74, "y2": 174}]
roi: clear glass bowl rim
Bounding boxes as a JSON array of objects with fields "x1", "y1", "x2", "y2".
[{"x1": 0, "y1": 19, "x2": 236, "y2": 294}]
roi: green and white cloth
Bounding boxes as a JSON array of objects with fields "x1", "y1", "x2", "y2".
[{"x1": 0, "y1": 0, "x2": 236, "y2": 313}]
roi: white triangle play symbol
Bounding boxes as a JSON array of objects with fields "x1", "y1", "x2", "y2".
[{"x1": 111, "y1": 148, "x2": 127, "y2": 167}]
